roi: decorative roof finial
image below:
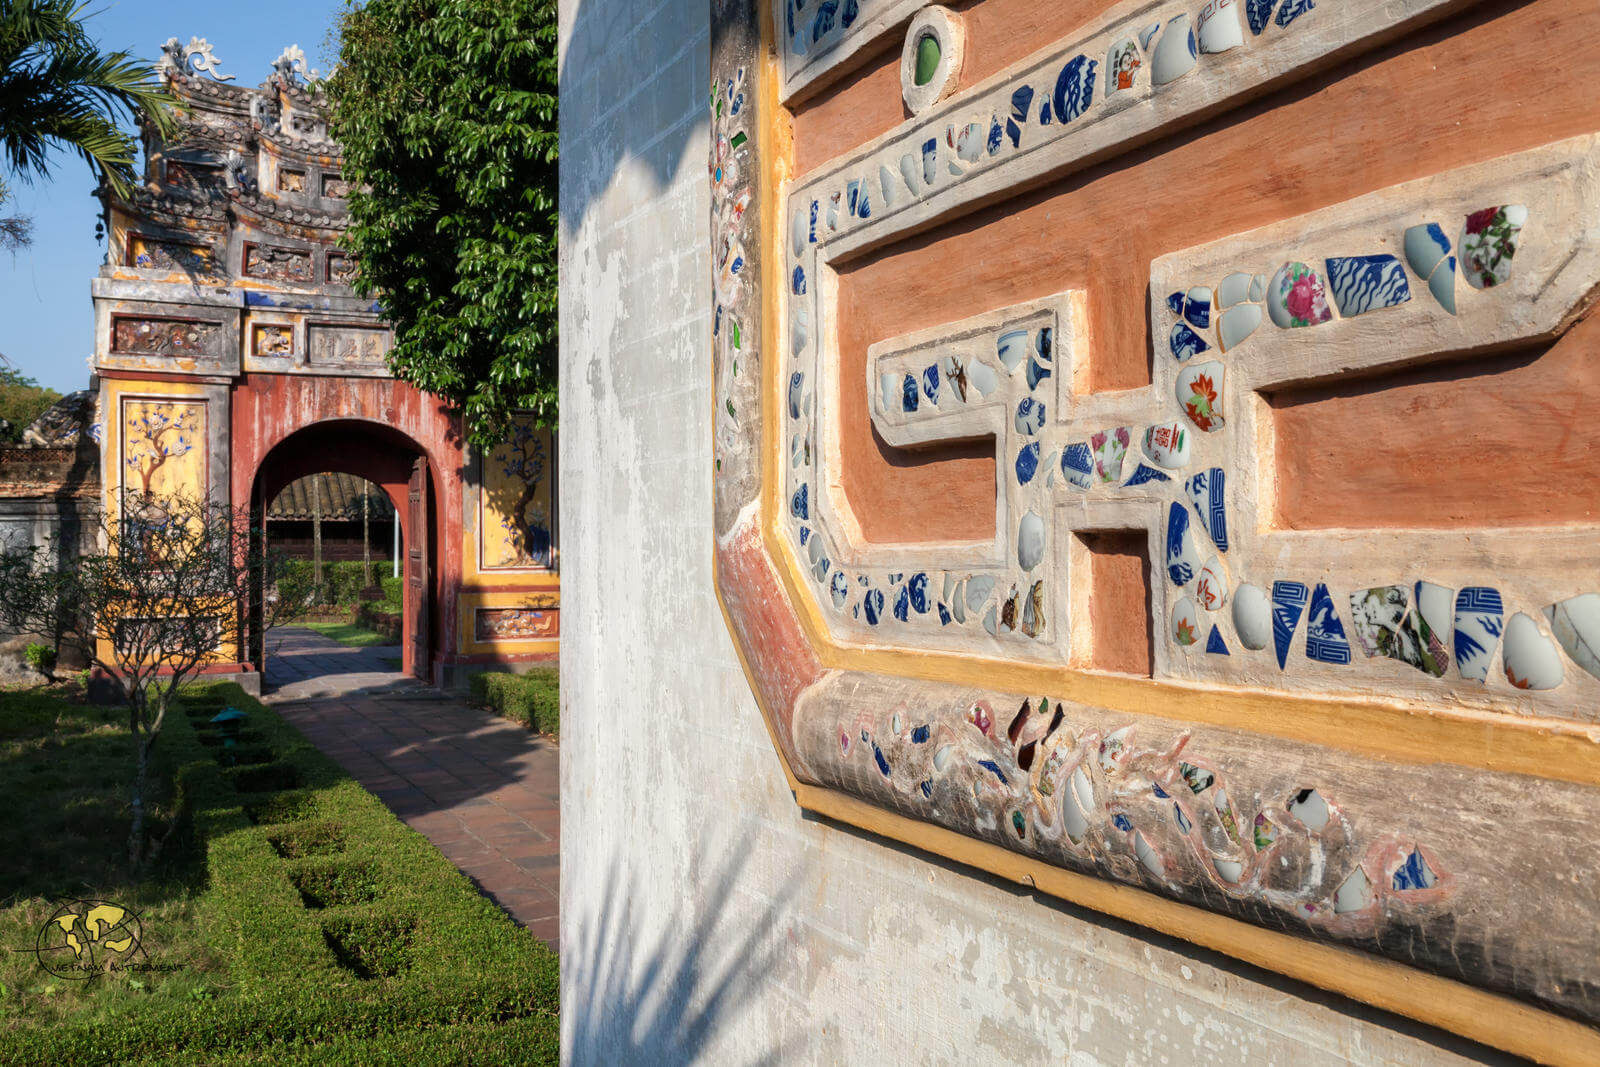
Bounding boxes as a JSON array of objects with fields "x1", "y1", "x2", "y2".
[
  {"x1": 159, "y1": 36, "x2": 235, "y2": 82},
  {"x1": 271, "y1": 45, "x2": 313, "y2": 86}
]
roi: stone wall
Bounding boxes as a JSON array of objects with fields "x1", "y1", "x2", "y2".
[{"x1": 557, "y1": 1, "x2": 1496, "y2": 1061}]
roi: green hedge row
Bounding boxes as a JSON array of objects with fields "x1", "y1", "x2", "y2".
[
  {"x1": 470, "y1": 670, "x2": 560, "y2": 739},
  {"x1": 1, "y1": 683, "x2": 559, "y2": 1065},
  {"x1": 282, "y1": 562, "x2": 401, "y2": 608}
]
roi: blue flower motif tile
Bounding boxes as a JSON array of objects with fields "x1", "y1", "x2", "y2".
[
  {"x1": 1271, "y1": 581, "x2": 1310, "y2": 670},
  {"x1": 1170, "y1": 322, "x2": 1209, "y2": 362},
  {"x1": 921, "y1": 364, "x2": 941, "y2": 404},
  {"x1": 829, "y1": 571, "x2": 848, "y2": 608},
  {"x1": 894, "y1": 585, "x2": 910, "y2": 622},
  {"x1": 1206, "y1": 625, "x2": 1230, "y2": 655},
  {"x1": 799, "y1": 526, "x2": 810, "y2": 546},
  {"x1": 1016, "y1": 442, "x2": 1041, "y2": 484},
  {"x1": 987, "y1": 116, "x2": 1003, "y2": 155},
  {"x1": 1324, "y1": 255, "x2": 1410, "y2": 317},
  {"x1": 1185, "y1": 467, "x2": 1228, "y2": 552},
  {"x1": 1305, "y1": 583, "x2": 1352, "y2": 664},
  {"x1": 1015, "y1": 396, "x2": 1045, "y2": 435},
  {"x1": 788, "y1": 371, "x2": 804, "y2": 419},
  {"x1": 901, "y1": 373, "x2": 919, "y2": 413},
  {"x1": 791, "y1": 483, "x2": 809, "y2": 520},
  {"x1": 1123, "y1": 463, "x2": 1170, "y2": 487},
  {"x1": 1052, "y1": 55, "x2": 1097, "y2": 124}
]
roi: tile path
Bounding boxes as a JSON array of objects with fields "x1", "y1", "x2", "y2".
[{"x1": 264, "y1": 627, "x2": 560, "y2": 950}]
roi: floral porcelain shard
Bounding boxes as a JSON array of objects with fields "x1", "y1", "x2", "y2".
[
  {"x1": 1266, "y1": 261, "x2": 1334, "y2": 328},
  {"x1": 1177, "y1": 361, "x2": 1225, "y2": 432},
  {"x1": 1459, "y1": 204, "x2": 1526, "y2": 289},
  {"x1": 1091, "y1": 427, "x2": 1130, "y2": 483},
  {"x1": 1197, "y1": 556, "x2": 1229, "y2": 612},
  {"x1": 1172, "y1": 595, "x2": 1201, "y2": 650},
  {"x1": 1348, "y1": 586, "x2": 1408, "y2": 659}
]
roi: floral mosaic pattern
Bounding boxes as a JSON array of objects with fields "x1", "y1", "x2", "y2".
[{"x1": 1459, "y1": 204, "x2": 1526, "y2": 290}]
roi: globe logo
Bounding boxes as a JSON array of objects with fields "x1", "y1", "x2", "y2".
[{"x1": 34, "y1": 899, "x2": 145, "y2": 980}]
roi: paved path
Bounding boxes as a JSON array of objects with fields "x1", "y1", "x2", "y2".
[{"x1": 265, "y1": 627, "x2": 560, "y2": 950}]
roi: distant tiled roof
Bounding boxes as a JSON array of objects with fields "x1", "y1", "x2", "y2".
[{"x1": 268, "y1": 473, "x2": 394, "y2": 521}]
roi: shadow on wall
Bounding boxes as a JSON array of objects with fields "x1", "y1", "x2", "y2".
[
  {"x1": 564, "y1": 827, "x2": 798, "y2": 1065},
  {"x1": 558, "y1": 0, "x2": 711, "y2": 234}
]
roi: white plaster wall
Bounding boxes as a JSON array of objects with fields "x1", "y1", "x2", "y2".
[{"x1": 557, "y1": 3, "x2": 1502, "y2": 1062}]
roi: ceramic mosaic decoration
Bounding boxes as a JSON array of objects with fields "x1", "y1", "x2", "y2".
[{"x1": 720, "y1": 0, "x2": 1600, "y2": 1053}]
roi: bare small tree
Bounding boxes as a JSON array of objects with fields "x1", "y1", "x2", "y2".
[{"x1": 0, "y1": 492, "x2": 306, "y2": 869}]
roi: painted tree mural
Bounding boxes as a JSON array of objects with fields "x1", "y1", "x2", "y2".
[
  {"x1": 484, "y1": 418, "x2": 553, "y2": 568},
  {"x1": 124, "y1": 402, "x2": 199, "y2": 498}
]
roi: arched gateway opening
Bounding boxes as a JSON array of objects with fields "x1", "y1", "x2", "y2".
[{"x1": 251, "y1": 419, "x2": 438, "y2": 680}]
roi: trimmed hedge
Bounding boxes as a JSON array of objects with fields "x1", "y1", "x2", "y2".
[
  {"x1": 470, "y1": 669, "x2": 560, "y2": 739},
  {"x1": 283, "y1": 561, "x2": 398, "y2": 610},
  {"x1": 0, "y1": 682, "x2": 559, "y2": 1065}
]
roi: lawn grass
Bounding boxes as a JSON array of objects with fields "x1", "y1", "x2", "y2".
[
  {"x1": 0, "y1": 681, "x2": 558, "y2": 1064},
  {"x1": 298, "y1": 621, "x2": 398, "y2": 648}
]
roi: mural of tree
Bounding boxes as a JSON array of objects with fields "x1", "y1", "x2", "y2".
[
  {"x1": 488, "y1": 419, "x2": 552, "y2": 567},
  {"x1": 124, "y1": 403, "x2": 199, "y2": 498}
]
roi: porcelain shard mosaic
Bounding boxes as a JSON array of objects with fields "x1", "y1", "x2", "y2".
[{"x1": 785, "y1": 129, "x2": 1600, "y2": 719}]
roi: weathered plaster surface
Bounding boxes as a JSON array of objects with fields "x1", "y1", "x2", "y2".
[{"x1": 559, "y1": 0, "x2": 1501, "y2": 1060}]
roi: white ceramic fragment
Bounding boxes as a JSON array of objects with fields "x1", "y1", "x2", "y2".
[
  {"x1": 1248, "y1": 273, "x2": 1266, "y2": 302},
  {"x1": 1150, "y1": 16, "x2": 1197, "y2": 86},
  {"x1": 790, "y1": 207, "x2": 807, "y2": 258},
  {"x1": 1196, "y1": 0, "x2": 1243, "y2": 54},
  {"x1": 1218, "y1": 303, "x2": 1262, "y2": 351},
  {"x1": 1142, "y1": 421, "x2": 1191, "y2": 469},
  {"x1": 878, "y1": 164, "x2": 900, "y2": 210},
  {"x1": 1546, "y1": 593, "x2": 1600, "y2": 682},
  {"x1": 1134, "y1": 831, "x2": 1165, "y2": 877},
  {"x1": 1403, "y1": 222, "x2": 1451, "y2": 279},
  {"x1": 1334, "y1": 866, "x2": 1373, "y2": 914},
  {"x1": 899, "y1": 152, "x2": 920, "y2": 196},
  {"x1": 1063, "y1": 768, "x2": 1092, "y2": 841},
  {"x1": 1288, "y1": 787, "x2": 1330, "y2": 830},
  {"x1": 1233, "y1": 583, "x2": 1271, "y2": 650},
  {"x1": 1172, "y1": 595, "x2": 1202, "y2": 651},
  {"x1": 1503, "y1": 611, "x2": 1564, "y2": 690},
  {"x1": 968, "y1": 360, "x2": 1000, "y2": 397},
  {"x1": 1214, "y1": 858, "x2": 1243, "y2": 883},
  {"x1": 1217, "y1": 271, "x2": 1253, "y2": 308},
  {"x1": 1017, "y1": 511, "x2": 1045, "y2": 571}
]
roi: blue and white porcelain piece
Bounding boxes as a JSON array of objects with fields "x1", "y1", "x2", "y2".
[
  {"x1": 829, "y1": 571, "x2": 849, "y2": 609},
  {"x1": 922, "y1": 364, "x2": 941, "y2": 404},
  {"x1": 791, "y1": 483, "x2": 808, "y2": 520},
  {"x1": 788, "y1": 371, "x2": 805, "y2": 419},
  {"x1": 863, "y1": 588, "x2": 884, "y2": 625},
  {"x1": 908, "y1": 572, "x2": 930, "y2": 614},
  {"x1": 1185, "y1": 467, "x2": 1228, "y2": 552},
  {"x1": 1245, "y1": 0, "x2": 1278, "y2": 35},
  {"x1": 1015, "y1": 442, "x2": 1041, "y2": 484},
  {"x1": 1393, "y1": 850, "x2": 1437, "y2": 891},
  {"x1": 1150, "y1": 16, "x2": 1197, "y2": 85},
  {"x1": 1026, "y1": 356, "x2": 1051, "y2": 390},
  {"x1": 997, "y1": 329, "x2": 1030, "y2": 373},
  {"x1": 1018, "y1": 511, "x2": 1046, "y2": 571},
  {"x1": 1063, "y1": 442, "x2": 1095, "y2": 490},
  {"x1": 1275, "y1": 0, "x2": 1314, "y2": 28},
  {"x1": 1206, "y1": 625, "x2": 1230, "y2": 655},
  {"x1": 901, "y1": 373, "x2": 918, "y2": 413},
  {"x1": 1053, "y1": 55, "x2": 1097, "y2": 124},
  {"x1": 1184, "y1": 286, "x2": 1211, "y2": 329},
  {"x1": 1304, "y1": 583, "x2": 1352, "y2": 664},
  {"x1": 1015, "y1": 396, "x2": 1045, "y2": 435},
  {"x1": 1170, "y1": 322, "x2": 1209, "y2": 361},
  {"x1": 893, "y1": 584, "x2": 910, "y2": 622},
  {"x1": 1429, "y1": 256, "x2": 1458, "y2": 315},
  {"x1": 792, "y1": 265, "x2": 807, "y2": 295},
  {"x1": 986, "y1": 116, "x2": 1003, "y2": 156},
  {"x1": 1138, "y1": 21, "x2": 1162, "y2": 49},
  {"x1": 921, "y1": 138, "x2": 938, "y2": 187},
  {"x1": 1271, "y1": 581, "x2": 1310, "y2": 669},
  {"x1": 1007, "y1": 86, "x2": 1034, "y2": 148},
  {"x1": 1165, "y1": 501, "x2": 1201, "y2": 586},
  {"x1": 1403, "y1": 222, "x2": 1452, "y2": 279},
  {"x1": 1123, "y1": 463, "x2": 1170, "y2": 487},
  {"x1": 1324, "y1": 255, "x2": 1411, "y2": 317},
  {"x1": 1166, "y1": 290, "x2": 1187, "y2": 316},
  {"x1": 1453, "y1": 586, "x2": 1503, "y2": 683}
]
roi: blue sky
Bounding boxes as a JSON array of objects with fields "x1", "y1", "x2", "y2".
[{"x1": 0, "y1": 0, "x2": 343, "y2": 393}]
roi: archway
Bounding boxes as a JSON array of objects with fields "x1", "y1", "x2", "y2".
[{"x1": 249, "y1": 419, "x2": 441, "y2": 682}]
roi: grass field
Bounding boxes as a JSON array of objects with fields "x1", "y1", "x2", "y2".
[
  {"x1": 0, "y1": 681, "x2": 558, "y2": 1064},
  {"x1": 298, "y1": 621, "x2": 398, "y2": 647}
]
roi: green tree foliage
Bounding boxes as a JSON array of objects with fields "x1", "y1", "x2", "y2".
[
  {"x1": 0, "y1": 0, "x2": 175, "y2": 247},
  {"x1": 0, "y1": 366, "x2": 61, "y2": 441},
  {"x1": 329, "y1": 0, "x2": 558, "y2": 446}
]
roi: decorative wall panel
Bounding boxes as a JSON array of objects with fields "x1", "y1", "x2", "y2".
[
  {"x1": 479, "y1": 417, "x2": 555, "y2": 570},
  {"x1": 305, "y1": 324, "x2": 388, "y2": 368},
  {"x1": 713, "y1": 0, "x2": 1600, "y2": 1058}
]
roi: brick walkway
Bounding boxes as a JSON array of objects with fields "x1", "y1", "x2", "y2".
[{"x1": 265, "y1": 627, "x2": 560, "y2": 950}]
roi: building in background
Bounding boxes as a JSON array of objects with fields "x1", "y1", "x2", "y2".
[{"x1": 82, "y1": 37, "x2": 558, "y2": 686}]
